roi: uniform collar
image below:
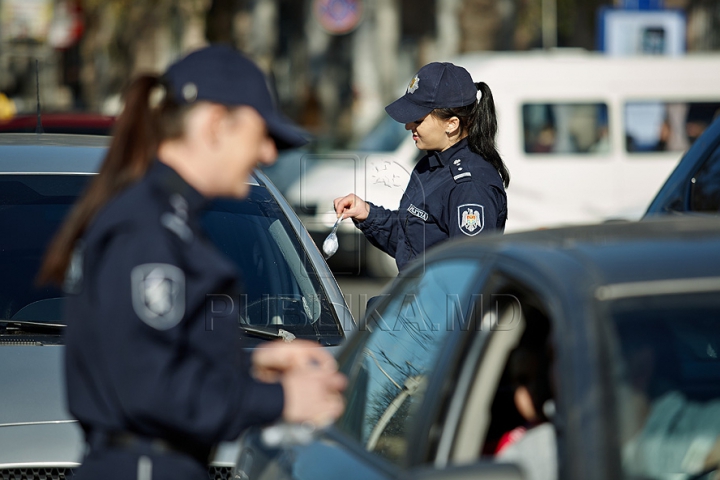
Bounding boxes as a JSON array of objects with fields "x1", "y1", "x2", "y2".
[
  {"x1": 427, "y1": 137, "x2": 469, "y2": 168},
  {"x1": 148, "y1": 160, "x2": 207, "y2": 214}
]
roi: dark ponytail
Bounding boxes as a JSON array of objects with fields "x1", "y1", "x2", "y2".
[
  {"x1": 38, "y1": 75, "x2": 187, "y2": 285},
  {"x1": 432, "y1": 81, "x2": 510, "y2": 188}
]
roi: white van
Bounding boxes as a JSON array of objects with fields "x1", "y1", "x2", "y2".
[
  {"x1": 286, "y1": 50, "x2": 720, "y2": 275},
  {"x1": 456, "y1": 50, "x2": 720, "y2": 232}
]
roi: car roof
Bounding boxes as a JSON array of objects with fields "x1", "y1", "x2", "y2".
[
  {"x1": 0, "y1": 134, "x2": 109, "y2": 173},
  {"x1": 428, "y1": 216, "x2": 720, "y2": 289}
]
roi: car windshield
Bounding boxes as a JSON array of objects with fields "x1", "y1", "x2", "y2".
[
  {"x1": 0, "y1": 174, "x2": 341, "y2": 344},
  {"x1": 609, "y1": 291, "x2": 720, "y2": 480}
]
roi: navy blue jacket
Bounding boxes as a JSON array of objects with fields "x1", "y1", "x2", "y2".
[
  {"x1": 63, "y1": 162, "x2": 283, "y2": 453},
  {"x1": 356, "y1": 139, "x2": 507, "y2": 271}
]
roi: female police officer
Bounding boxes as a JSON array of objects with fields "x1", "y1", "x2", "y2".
[
  {"x1": 334, "y1": 62, "x2": 510, "y2": 272},
  {"x1": 38, "y1": 45, "x2": 346, "y2": 479}
]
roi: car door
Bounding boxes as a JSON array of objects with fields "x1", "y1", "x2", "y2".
[
  {"x1": 234, "y1": 254, "x2": 497, "y2": 480},
  {"x1": 434, "y1": 261, "x2": 622, "y2": 480}
]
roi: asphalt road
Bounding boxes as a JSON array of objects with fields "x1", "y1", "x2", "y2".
[{"x1": 335, "y1": 275, "x2": 393, "y2": 321}]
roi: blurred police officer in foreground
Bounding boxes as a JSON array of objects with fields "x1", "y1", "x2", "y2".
[
  {"x1": 38, "y1": 45, "x2": 346, "y2": 480},
  {"x1": 334, "y1": 62, "x2": 510, "y2": 273}
]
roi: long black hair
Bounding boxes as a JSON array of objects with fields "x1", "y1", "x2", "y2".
[{"x1": 432, "y1": 82, "x2": 510, "y2": 188}]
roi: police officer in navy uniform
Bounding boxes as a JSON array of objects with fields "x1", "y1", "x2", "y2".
[
  {"x1": 38, "y1": 45, "x2": 346, "y2": 480},
  {"x1": 334, "y1": 62, "x2": 510, "y2": 272}
]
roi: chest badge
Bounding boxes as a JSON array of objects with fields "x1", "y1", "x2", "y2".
[
  {"x1": 407, "y1": 203, "x2": 429, "y2": 221},
  {"x1": 131, "y1": 263, "x2": 185, "y2": 330},
  {"x1": 458, "y1": 204, "x2": 484, "y2": 236}
]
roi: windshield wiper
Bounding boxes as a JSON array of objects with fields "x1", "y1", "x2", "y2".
[
  {"x1": 240, "y1": 324, "x2": 296, "y2": 342},
  {"x1": 0, "y1": 320, "x2": 66, "y2": 334}
]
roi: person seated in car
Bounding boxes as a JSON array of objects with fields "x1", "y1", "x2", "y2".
[{"x1": 495, "y1": 344, "x2": 557, "y2": 480}]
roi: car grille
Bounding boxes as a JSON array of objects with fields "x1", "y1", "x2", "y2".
[
  {"x1": 208, "y1": 466, "x2": 232, "y2": 480},
  {"x1": 0, "y1": 468, "x2": 74, "y2": 479},
  {"x1": 0, "y1": 466, "x2": 232, "y2": 480}
]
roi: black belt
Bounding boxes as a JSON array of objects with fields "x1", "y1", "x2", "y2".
[{"x1": 88, "y1": 431, "x2": 211, "y2": 465}]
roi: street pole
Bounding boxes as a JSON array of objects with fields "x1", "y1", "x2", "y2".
[{"x1": 542, "y1": 0, "x2": 557, "y2": 49}]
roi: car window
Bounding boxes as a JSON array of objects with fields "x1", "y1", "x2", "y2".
[
  {"x1": 335, "y1": 259, "x2": 482, "y2": 465},
  {"x1": 625, "y1": 101, "x2": 720, "y2": 153},
  {"x1": 0, "y1": 175, "x2": 91, "y2": 324},
  {"x1": 0, "y1": 174, "x2": 341, "y2": 344},
  {"x1": 608, "y1": 291, "x2": 720, "y2": 479},
  {"x1": 690, "y1": 144, "x2": 720, "y2": 213},
  {"x1": 522, "y1": 103, "x2": 609, "y2": 154},
  {"x1": 202, "y1": 193, "x2": 343, "y2": 344}
]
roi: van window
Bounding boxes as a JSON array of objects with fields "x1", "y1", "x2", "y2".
[
  {"x1": 625, "y1": 101, "x2": 720, "y2": 153},
  {"x1": 522, "y1": 103, "x2": 609, "y2": 155}
]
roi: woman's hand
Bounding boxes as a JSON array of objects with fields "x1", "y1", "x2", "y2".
[
  {"x1": 333, "y1": 194, "x2": 370, "y2": 222},
  {"x1": 252, "y1": 340, "x2": 347, "y2": 426},
  {"x1": 252, "y1": 339, "x2": 337, "y2": 382},
  {"x1": 280, "y1": 366, "x2": 347, "y2": 427}
]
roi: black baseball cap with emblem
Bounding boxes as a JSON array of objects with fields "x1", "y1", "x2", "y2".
[
  {"x1": 385, "y1": 62, "x2": 478, "y2": 124},
  {"x1": 163, "y1": 44, "x2": 307, "y2": 150}
]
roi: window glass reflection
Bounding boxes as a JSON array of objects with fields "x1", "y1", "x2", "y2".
[
  {"x1": 337, "y1": 260, "x2": 481, "y2": 465},
  {"x1": 610, "y1": 292, "x2": 720, "y2": 479}
]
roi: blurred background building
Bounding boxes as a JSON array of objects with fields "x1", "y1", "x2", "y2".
[{"x1": 0, "y1": 0, "x2": 718, "y2": 146}]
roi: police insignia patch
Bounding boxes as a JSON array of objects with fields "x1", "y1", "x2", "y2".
[
  {"x1": 131, "y1": 263, "x2": 185, "y2": 330},
  {"x1": 407, "y1": 75, "x2": 420, "y2": 94},
  {"x1": 458, "y1": 204, "x2": 484, "y2": 236}
]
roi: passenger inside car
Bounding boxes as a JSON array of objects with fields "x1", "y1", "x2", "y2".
[{"x1": 489, "y1": 305, "x2": 558, "y2": 480}]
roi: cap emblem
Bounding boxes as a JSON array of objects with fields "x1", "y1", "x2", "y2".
[
  {"x1": 182, "y1": 82, "x2": 198, "y2": 102},
  {"x1": 407, "y1": 75, "x2": 420, "y2": 94}
]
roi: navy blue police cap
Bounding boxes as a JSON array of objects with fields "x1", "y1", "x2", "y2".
[
  {"x1": 385, "y1": 62, "x2": 478, "y2": 124},
  {"x1": 163, "y1": 45, "x2": 307, "y2": 150}
]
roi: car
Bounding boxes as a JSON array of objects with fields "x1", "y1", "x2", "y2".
[
  {"x1": 235, "y1": 215, "x2": 720, "y2": 480},
  {"x1": 0, "y1": 134, "x2": 353, "y2": 479},
  {"x1": 0, "y1": 112, "x2": 115, "y2": 135},
  {"x1": 645, "y1": 113, "x2": 720, "y2": 216}
]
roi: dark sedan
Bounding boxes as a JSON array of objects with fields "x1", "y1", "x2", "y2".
[{"x1": 236, "y1": 216, "x2": 720, "y2": 480}]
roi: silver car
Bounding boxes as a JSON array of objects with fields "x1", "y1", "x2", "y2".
[{"x1": 0, "y1": 134, "x2": 353, "y2": 479}]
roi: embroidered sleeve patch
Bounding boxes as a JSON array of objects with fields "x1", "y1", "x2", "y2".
[
  {"x1": 458, "y1": 204, "x2": 485, "y2": 236},
  {"x1": 131, "y1": 263, "x2": 185, "y2": 330}
]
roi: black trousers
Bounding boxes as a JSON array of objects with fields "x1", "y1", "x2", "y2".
[{"x1": 74, "y1": 447, "x2": 207, "y2": 480}]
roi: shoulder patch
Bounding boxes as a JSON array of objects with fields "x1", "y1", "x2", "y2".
[
  {"x1": 131, "y1": 263, "x2": 185, "y2": 330},
  {"x1": 449, "y1": 158, "x2": 472, "y2": 183},
  {"x1": 161, "y1": 194, "x2": 193, "y2": 242},
  {"x1": 458, "y1": 204, "x2": 485, "y2": 236},
  {"x1": 63, "y1": 241, "x2": 86, "y2": 294}
]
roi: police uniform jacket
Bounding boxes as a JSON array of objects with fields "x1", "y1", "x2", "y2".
[
  {"x1": 63, "y1": 161, "x2": 283, "y2": 455},
  {"x1": 356, "y1": 138, "x2": 507, "y2": 271}
]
